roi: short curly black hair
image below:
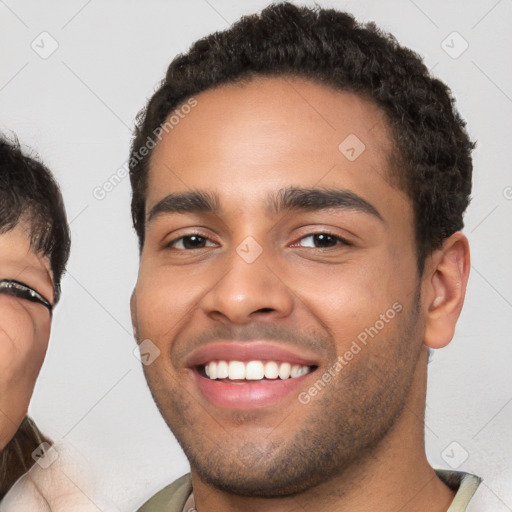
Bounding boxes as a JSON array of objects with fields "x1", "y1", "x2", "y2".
[
  {"x1": 0, "y1": 135, "x2": 71, "y2": 303},
  {"x1": 129, "y1": 1, "x2": 474, "y2": 273}
]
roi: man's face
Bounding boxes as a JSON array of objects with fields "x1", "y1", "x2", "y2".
[
  {"x1": 131, "y1": 77, "x2": 426, "y2": 496},
  {"x1": 0, "y1": 224, "x2": 53, "y2": 449}
]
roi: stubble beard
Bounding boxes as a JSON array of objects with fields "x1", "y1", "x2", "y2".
[{"x1": 147, "y1": 293, "x2": 423, "y2": 498}]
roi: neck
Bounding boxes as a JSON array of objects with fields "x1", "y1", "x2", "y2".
[{"x1": 191, "y1": 347, "x2": 455, "y2": 512}]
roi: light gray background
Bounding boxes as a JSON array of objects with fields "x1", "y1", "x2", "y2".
[{"x1": 1, "y1": 0, "x2": 511, "y2": 510}]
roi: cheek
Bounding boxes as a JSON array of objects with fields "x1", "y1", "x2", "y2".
[
  {"x1": 133, "y1": 268, "x2": 200, "y2": 345},
  {"x1": 0, "y1": 307, "x2": 33, "y2": 360},
  {"x1": 9, "y1": 312, "x2": 49, "y2": 364},
  {"x1": 32, "y1": 315, "x2": 51, "y2": 362},
  {"x1": 0, "y1": 304, "x2": 50, "y2": 404},
  {"x1": 287, "y1": 258, "x2": 411, "y2": 358},
  {"x1": 295, "y1": 259, "x2": 401, "y2": 317}
]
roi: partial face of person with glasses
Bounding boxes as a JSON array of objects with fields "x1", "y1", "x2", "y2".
[{"x1": 0, "y1": 222, "x2": 54, "y2": 450}]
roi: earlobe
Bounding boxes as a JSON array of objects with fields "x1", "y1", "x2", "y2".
[{"x1": 423, "y1": 232, "x2": 470, "y2": 349}]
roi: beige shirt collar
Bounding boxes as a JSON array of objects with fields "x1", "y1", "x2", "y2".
[{"x1": 182, "y1": 470, "x2": 481, "y2": 512}]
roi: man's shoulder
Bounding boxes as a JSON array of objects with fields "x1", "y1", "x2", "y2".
[{"x1": 136, "y1": 474, "x2": 192, "y2": 512}]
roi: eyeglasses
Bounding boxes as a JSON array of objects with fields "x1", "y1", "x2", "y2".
[{"x1": 0, "y1": 279, "x2": 53, "y2": 313}]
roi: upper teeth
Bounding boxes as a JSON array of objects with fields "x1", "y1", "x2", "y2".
[{"x1": 204, "y1": 360, "x2": 311, "y2": 380}]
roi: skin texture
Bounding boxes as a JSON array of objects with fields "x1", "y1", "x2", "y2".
[
  {"x1": 0, "y1": 224, "x2": 53, "y2": 450},
  {"x1": 131, "y1": 77, "x2": 470, "y2": 511}
]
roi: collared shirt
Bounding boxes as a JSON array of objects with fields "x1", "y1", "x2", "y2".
[{"x1": 135, "y1": 470, "x2": 482, "y2": 512}]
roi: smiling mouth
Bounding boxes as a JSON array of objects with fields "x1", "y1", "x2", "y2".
[
  {"x1": 200, "y1": 360, "x2": 316, "y2": 382},
  {"x1": 187, "y1": 341, "x2": 321, "y2": 408}
]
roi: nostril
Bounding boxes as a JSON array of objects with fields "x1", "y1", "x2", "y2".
[{"x1": 256, "y1": 308, "x2": 274, "y2": 314}]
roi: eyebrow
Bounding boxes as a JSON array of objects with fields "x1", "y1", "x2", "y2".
[
  {"x1": 147, "y1": 187, "x2": 383, "y2": 223},
  {"x1": 148, "y1": 190, "x2": 220, "y2": 222},
  {"x1": 268, "y1": 187, "x2": 383, "y2": 221}
]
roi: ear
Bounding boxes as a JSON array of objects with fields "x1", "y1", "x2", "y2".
[
  {"x1": 130, "y1": 289, "x2": 139, "y2": 341},
  {"x1": 422, "y1": 232, "x2": 470, "y2": 349}
]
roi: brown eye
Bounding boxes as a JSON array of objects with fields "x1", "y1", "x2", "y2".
[
  {"x1": 166, "y1": 234, "x2": 216, "y2": 250},
  {"x1": 295, "y1": 233, "x2": 351, "y2": 249}
]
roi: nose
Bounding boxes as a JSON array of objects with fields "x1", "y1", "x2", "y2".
[{"x1": 199, "y1": 244, "x2": 294, "y2": 325}]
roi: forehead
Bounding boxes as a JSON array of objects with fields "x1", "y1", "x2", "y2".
[
  {"x1": 0, "y1": 224, "x2": 52, "y2": 282},
  {"x1": 147, "y1": 76, "x2": 409, "y2": 220}
]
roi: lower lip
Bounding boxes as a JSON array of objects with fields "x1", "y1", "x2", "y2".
[{"x1": 193, "y1": 371, "x2": 314, "y2": 410}]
